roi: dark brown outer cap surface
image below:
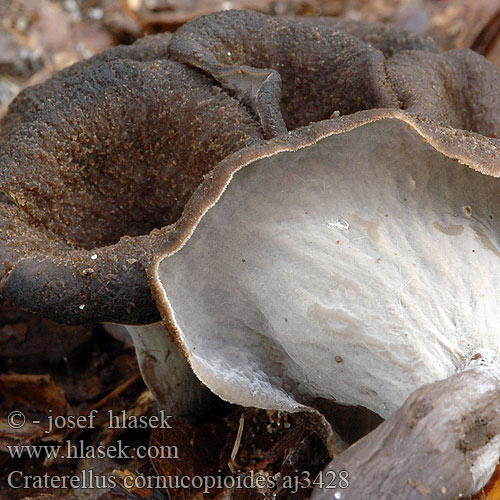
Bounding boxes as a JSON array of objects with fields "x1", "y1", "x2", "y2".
[
  {"x1": 2, "y1": 10, "x2": 500, "y2": 324},
  {"x1": 168, "y1": 10, "x2": 406, "y2": 130},
  {"x1": 0, "y1": 33, "x2": 263, "y2": 324}
]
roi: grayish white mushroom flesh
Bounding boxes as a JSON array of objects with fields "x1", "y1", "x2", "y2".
[
  {"x1": 121, "y1": 322, "x2": 214, "y2": 418},
  {"x1": 153, "y1": 117, "x2": 500, "y2": 419}
]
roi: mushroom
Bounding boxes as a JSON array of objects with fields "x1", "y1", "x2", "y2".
[
  {"x1": 0, "y1": 31, "x2": 264, "y2": 416},
  {"x1": 150, "y1": 107, "x2": 500, "y2": 418},
  {"x1": 1, "y1": 9, "x2": 500, "y2": 495},
  {"x1": 150, "y1": 101, "x2": 500, "y2": 421},
  {"x1": 0, "y1": 31, "x2": 263, "y2": 325},
  {"x1": 310, "y1": 363, "x2": 500, "y2": 499},
  {"x1": 150, "y1": 9, "x2": 500, "y2": 496},
  {"x1": 0, "y1": 10, "x2": 439, "y2": 420}
]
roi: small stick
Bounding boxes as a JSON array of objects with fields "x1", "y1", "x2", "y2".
[
  {"x1": 26, "y1": 371, "x2": 141, "y2": 443},
  {"x1": 228, "y1": 412, "x2": 245, "y2": 473}
]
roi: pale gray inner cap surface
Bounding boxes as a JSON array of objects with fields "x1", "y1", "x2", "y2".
[{"x1": 158, "y1": 119, "x2": 500, "y2": 418}]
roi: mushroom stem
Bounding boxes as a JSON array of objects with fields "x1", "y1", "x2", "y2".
[
  {"x1": 120, "y1": 322, "x2": 214, "y2": 419},
  {"x1": 311, "y1": 362, "x2": 500, "y2": 500}
]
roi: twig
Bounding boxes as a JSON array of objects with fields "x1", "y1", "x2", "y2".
[{"x1": 228, "y1": 412, "x2": 245, "y2": 473}]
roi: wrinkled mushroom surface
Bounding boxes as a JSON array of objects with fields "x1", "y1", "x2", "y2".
[
  {"x1": 168, "y1": 10, "x2": 437, "y2": 135},
  {"x1": 0, "y1": 11, "x2": 446, "y2": 324},
  {"x1": 0, "y1": 33, "x2": 263, "y2": 323},
  {"x1": 152, "y1": 110, "x2": 500, "y2": 417},
  {"x1": 1, "y1": 9, "x2": 500, "y2": 495},
  {"x1": 147, "y1": 11, "x2": 500, "y2": 419}
]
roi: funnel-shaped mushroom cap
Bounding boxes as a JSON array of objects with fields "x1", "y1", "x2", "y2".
[
  {"x1": 152, "y1": 112, "x2": 500, "y2": 417},
  {"x1": 0, "y1": 34, "x2": 264, "y2": 324},
  {"x1": 0, "y1": 12, "x2": 442, "y2": 325},
  {"x1": 151, "y1": 12, "x2": 500, "y2": 417}
]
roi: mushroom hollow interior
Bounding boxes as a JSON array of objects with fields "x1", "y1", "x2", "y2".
[{"x1": 154, "y1": 117, "x2": 500, "y2": 418}]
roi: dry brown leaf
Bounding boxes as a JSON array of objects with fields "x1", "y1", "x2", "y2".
[
  {"x1": 0, "y1": 374, "x2": 66, "y2": 414},
  {"x1": 0, "y1": 416, "x2": 45, "y2": 448},
  {"x1": 455, "y1": 0, "x2": 500, "y2": 49},
  {"x1": 150, "y1": 420, "x2": 227, "y2": 499}
]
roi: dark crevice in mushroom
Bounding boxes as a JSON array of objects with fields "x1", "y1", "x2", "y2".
[
  {"x1": 167, "y1": 10, "x2": 407, "y2": 133},
  {"x1": 312, "y1": 398, "x2": 384, "y2": 445},
  {"x1": 0, "y1": 192, "x2": 13, "y2": 206}
]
